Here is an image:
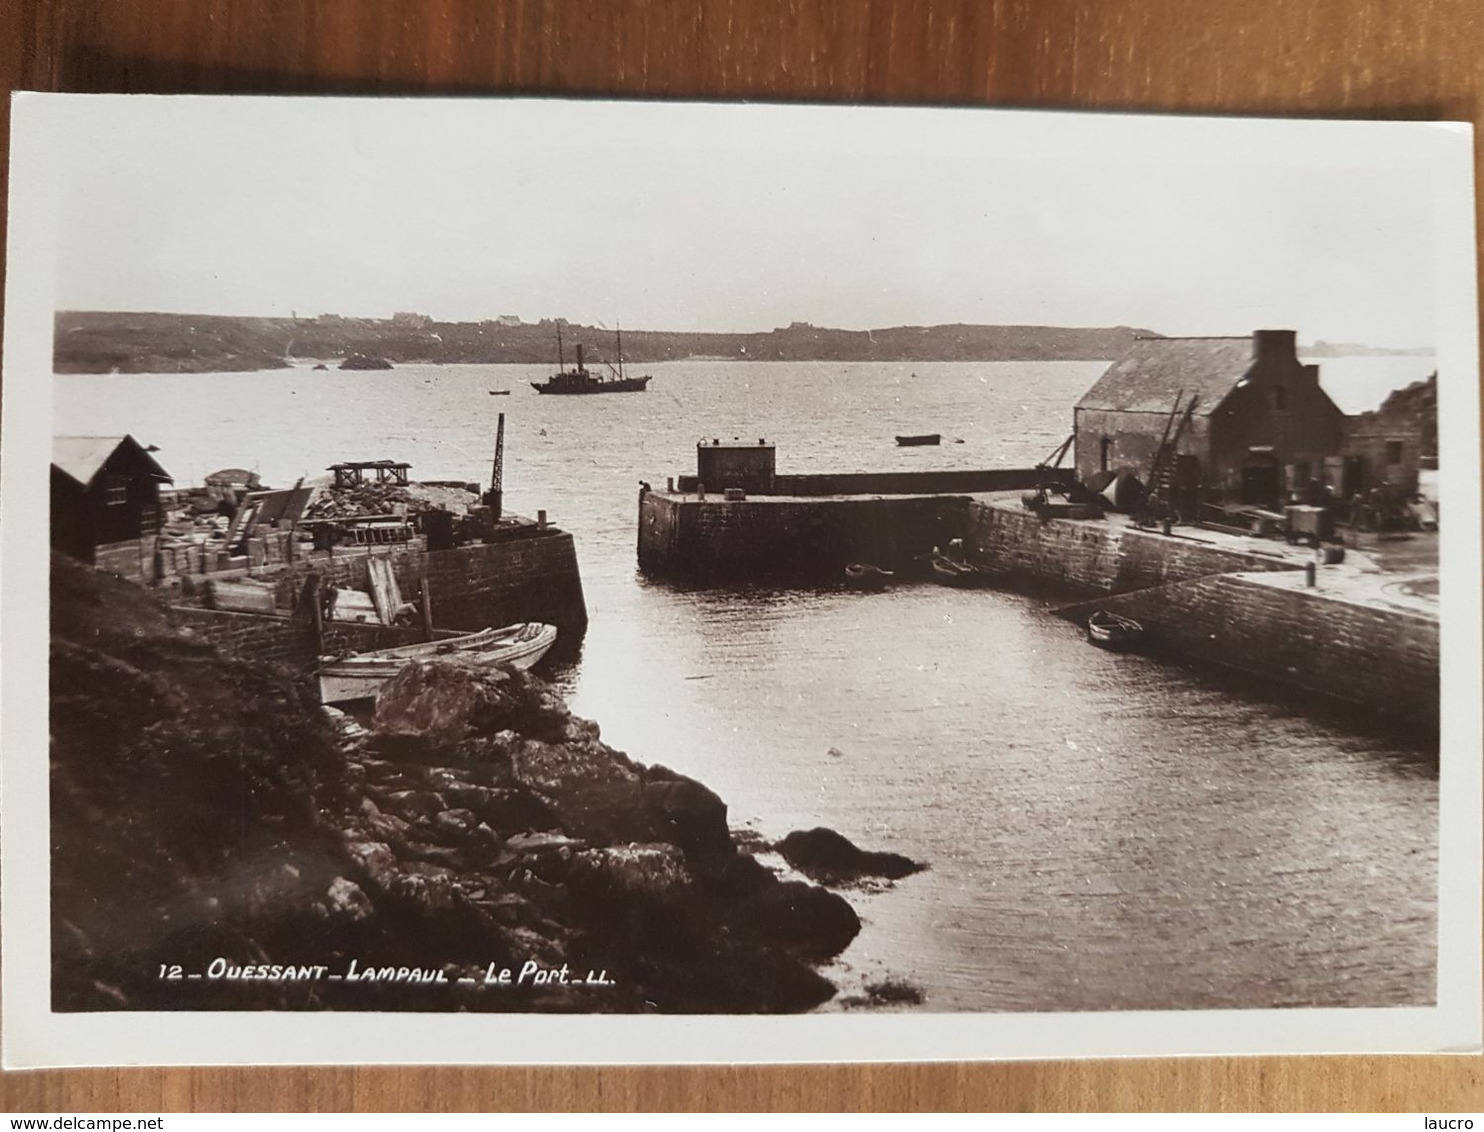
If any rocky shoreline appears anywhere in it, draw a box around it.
[50,555,922,1013]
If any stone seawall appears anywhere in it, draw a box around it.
[237,531,588,642]
[173,608,430,668]
[675,468,1074,497]
[91,530,587,643]
[961,503,1436,724]
[965,500,1300,595]
[150,532,588,669]
[638,491,969,577]
[1088,573,1439,725]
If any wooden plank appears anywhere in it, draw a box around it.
[365,556,394,626]
[420,575,435,642]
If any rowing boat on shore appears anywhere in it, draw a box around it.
[929,553,992,587]
[1086,610,1144,650]
[844,562,894,590]
[317,622,557,704]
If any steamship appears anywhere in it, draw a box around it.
[531,325,652,395]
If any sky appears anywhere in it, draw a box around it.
[42,97,1447,348]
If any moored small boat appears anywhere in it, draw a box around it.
[1086,610,1144,650]
[489,389,511,395]
[895,433,941,446]
[318,622,557,704]
[844,562,894,590]
[929,554,989,587]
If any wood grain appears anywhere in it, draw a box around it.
[2,0,1480,1113]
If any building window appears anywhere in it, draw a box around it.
[1271,386,1288,411]
[1100,436,1113,472]
[1385,440,1404,465]
[104,475,127,506]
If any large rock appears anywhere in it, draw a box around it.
[642,770,732,860]
[730,880,861,958]
[508,739,652,847]
[773,827,924,886]
[374,661,578,751]
[569,844,694,902]
[373,661,516,748]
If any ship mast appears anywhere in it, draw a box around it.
[617,322,624,381]
[556,321,565,372]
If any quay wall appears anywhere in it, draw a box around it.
[638,491,969,577]
[89,528,587,643]
[101,530,591,670]
[674,468,1074,497]
[1090,573,1438,725]
[262,531,590,641]
[965,501,1300,595]
[173,608,427,669]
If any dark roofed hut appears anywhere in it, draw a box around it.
[51,435,174,563]
[1074,330,1345,514]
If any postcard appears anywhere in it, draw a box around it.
[2,93,1478,1066]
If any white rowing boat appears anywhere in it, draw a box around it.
[317,622,557,704]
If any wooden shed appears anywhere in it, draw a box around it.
[51,435,174,563]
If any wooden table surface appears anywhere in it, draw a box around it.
[2,0,1480,1113]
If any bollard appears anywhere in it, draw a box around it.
[537,509,548,529]
[1304,562,1316,587]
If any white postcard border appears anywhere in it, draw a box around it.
[3,94,1478,1067]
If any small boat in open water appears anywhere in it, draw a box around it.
[844,562,894,590]
[1086,610,1144,650]
[318,622,557,704]
[896,433,941,446]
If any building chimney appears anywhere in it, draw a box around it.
[1252,329,1297,362]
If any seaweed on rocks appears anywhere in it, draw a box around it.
[48,554,861,1014]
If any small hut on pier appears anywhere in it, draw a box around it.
[51,435,173,564]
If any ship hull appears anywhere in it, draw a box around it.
[531,376,652,394]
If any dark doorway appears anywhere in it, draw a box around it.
[1241,458,1282,508]
[1173,455,1202,521]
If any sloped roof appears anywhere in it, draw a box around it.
[1077,337,1255,416]
[52,435,172,487]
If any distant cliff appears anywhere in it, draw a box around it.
[54,311,1159,374]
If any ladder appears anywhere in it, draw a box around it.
[1141,393,1197,524]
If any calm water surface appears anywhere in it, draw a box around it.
[55,357,1439,1011]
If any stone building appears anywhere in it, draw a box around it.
[1339,372,1437,497]
[1074,330,1346,514]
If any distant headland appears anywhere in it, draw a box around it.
[54,311,1161,374]
[52,311,1431,375]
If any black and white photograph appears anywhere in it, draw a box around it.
[2,95,1478,1066]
